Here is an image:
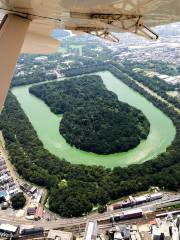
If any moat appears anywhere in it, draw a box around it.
[12,71,176,168]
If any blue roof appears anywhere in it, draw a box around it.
[0,190,7,198]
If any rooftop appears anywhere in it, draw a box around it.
[48,230,73,240]
[85,221,97,240]
[0,224,17,233]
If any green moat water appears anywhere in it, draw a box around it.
[12,71,176,168]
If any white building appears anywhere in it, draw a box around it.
[85,221,98,240]
[47,230,73,240]
[0,224,17,234]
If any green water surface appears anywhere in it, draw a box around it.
[12,71,176,168]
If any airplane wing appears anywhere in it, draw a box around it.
[0,0,180,112]
[0,0,62,54]
[0,0,180,45]
[60,0,180,41]
[0,0,180,46]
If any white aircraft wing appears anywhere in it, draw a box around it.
[0,0,180,46]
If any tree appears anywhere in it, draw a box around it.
[98,205,107,213]
[11,192,26,210]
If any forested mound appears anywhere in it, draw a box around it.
[0,64,179,218]
[29,75,150,154]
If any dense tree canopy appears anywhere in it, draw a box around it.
[0,64,179,218]
[121,61,180,109]
[29,76,150,154]
[11,192,26,210]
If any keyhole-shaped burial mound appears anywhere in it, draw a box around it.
[29,75,150,154]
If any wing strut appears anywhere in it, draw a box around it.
[0,14,30,113]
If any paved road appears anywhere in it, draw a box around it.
[0,196,179,230]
